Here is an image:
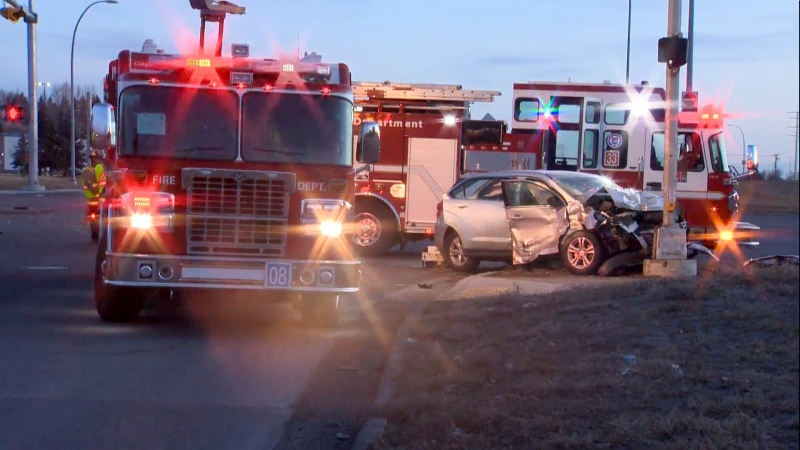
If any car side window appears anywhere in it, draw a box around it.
[505,180,563,208]
[448,178,485,199]
[474,179,504,201]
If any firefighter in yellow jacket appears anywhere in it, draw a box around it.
[81,151,106,241]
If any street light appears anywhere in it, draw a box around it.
[625,0,632,84]
[728,124,746,173]
[70,0,117,185]
[37,81,51,100]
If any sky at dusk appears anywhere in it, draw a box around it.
[1,0,798,174]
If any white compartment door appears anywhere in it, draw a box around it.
[406,138,459,225]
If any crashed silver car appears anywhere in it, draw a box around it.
[434,170,706,275]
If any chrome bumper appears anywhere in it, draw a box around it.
[102,253,360,292]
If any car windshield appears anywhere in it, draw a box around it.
[118,85,239,161]
[241,92,353,166]
[548,172,623,198]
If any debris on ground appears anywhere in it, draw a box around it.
[743,254,799,268]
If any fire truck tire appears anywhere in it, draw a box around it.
[560,231,606,276]
[94,237,143,323]
[352,201,398,256]
[443,230,480,273]
[298,293,340,328]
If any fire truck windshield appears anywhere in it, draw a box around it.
[118,86,239,161]
[241,92,353,166]
[708,132,730,173]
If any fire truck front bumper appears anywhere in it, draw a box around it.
[102,253,361,293]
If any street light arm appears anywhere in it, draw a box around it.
[70,0,114,185]
[728,124,746,170]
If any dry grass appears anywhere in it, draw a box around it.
[374,266,799,450]
[0,173,78,191]
[738,180,799,214]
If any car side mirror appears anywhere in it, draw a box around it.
[356,121,380,164]
[91,103,116,150]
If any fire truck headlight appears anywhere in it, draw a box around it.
[719,230,734,242]
[319,220,342,237]
[131,213,153,229]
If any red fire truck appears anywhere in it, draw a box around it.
[89,2,380,326]
[502,80,760,247]
[350,81,531,255]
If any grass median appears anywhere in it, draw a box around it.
[0,173,78,191]
[374,265,799,449]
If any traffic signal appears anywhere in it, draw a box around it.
[0,6,26,23]
[3,104,25,122]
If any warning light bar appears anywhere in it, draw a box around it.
[187,58,211,68]
[679,105,726,128]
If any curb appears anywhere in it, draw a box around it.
[351,275,477,449]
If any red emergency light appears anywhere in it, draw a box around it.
[679,104,726,128]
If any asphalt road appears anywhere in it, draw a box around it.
[0,192,795,449]
[0,191,460,450]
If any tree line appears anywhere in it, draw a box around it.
[1,83,100,176]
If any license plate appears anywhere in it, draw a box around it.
[265,262,292,288]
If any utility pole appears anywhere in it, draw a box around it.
[686,0,695,92]
[644,0,696,278]
[25,0,42,190]
[790,111,799,181]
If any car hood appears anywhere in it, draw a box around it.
[579,185,664,212]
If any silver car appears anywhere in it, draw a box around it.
[433,170,689,275]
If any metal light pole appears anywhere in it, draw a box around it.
[686,0,695,92]
[728,124,746,173]
[37,81,51,101]
[662,0,682,228]
[24,0,42,190]
[70,0,117,185]
[625,0,632,84]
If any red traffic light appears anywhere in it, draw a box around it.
[3,104,25,122]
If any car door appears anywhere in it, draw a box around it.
[452,177,512,252]
[500,179,570,265]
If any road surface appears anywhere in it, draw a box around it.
[0,191,461,450]
[0,192,795,449]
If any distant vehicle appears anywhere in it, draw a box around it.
[433,170,709,275]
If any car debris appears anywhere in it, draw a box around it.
[742,255,799,268]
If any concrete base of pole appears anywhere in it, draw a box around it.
[19,184,46,192]
[644,259,697,277]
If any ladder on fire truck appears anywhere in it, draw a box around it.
[353,81,501,103]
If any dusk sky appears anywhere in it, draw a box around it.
[2,0,798,174]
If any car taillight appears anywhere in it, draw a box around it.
[436,201,443,220]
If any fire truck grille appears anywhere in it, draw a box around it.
[182,169,297,257]
[187,217,287,256]
[188,177,288,216]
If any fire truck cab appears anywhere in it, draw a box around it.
[507,80,760,247]
[88,4,380,327]
[351,81,512,255]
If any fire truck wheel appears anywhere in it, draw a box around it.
[444,231,480,273]
[352,202,398,256]
[298,293,340,328]
[560,231,606,276]
[94,237,143,323]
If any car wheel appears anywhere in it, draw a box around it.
[444,231,480,273]
[560,230,605,276]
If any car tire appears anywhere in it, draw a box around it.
[560,230,606,276]
[352,201,398,257]
[94,237,143,323]
[444,231,480,273]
